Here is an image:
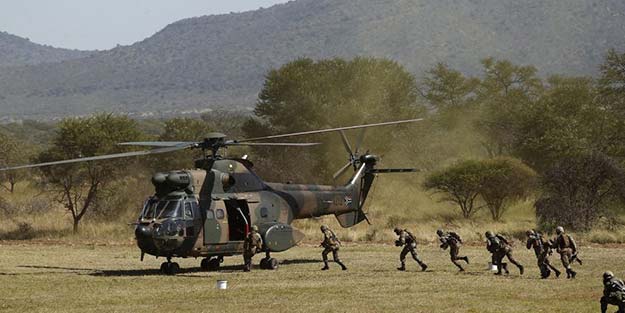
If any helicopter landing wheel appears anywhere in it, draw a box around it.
[207,257,220,271]
[260,257,278,270]
[160,262,180,275]
[200,258,210,271]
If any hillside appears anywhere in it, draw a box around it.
[0,31,91,67]
[0,0,624,119]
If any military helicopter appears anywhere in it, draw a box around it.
[1,119,420,275]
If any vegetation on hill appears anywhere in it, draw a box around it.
[1,0,624,119]
[0,31,91,67]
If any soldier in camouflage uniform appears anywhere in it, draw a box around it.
[242,225,263,272]
[485,231,524,275]
[394,227,428,271]
[601,271,625,313]
[526,229,561,278]
[320,225,347,271]
[553,226,578,279]
[436,229,469,271]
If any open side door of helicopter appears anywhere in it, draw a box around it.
[203,199,251,244]
[224,199,251,241]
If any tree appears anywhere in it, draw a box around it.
[479,158,537,221]
[37,114,143,232]
[598,49,625,115]
[535,153,625,231]
[247,57,424,182]
[475,58,543,156]
[419,62,479,111]
[510,76,608,171]
[0,131,33,193]
[423,160,485,218]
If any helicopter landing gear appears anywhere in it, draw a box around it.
[160,258,180,275]
[260,251,279,270]
[200,257,222,271]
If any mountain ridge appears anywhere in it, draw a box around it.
[1,0,624,120]
[0,31,92,68]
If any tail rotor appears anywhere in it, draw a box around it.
[332,129,366,180]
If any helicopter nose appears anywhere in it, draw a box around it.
[135,224,153,240]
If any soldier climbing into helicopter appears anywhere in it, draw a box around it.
[243,225,263,272]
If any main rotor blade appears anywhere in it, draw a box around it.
[332,162,353,180]
[338,130,354,155]
[225,142,320,147]
[0,145,193,171]
[118,141,196,147]
[238,118,423,142]
[370,168,419,173]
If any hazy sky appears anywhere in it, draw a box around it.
[0,0,290,50]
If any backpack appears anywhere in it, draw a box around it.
[449,232,462,244]
[496,234,509,246]
[404,229,417,244]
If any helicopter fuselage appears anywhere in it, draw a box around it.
[134,157,369,260]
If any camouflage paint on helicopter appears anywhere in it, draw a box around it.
[135,153,380,274]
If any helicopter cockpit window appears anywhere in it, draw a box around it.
[184,202,193,219]
[216,209,225,220]
[158,200,182,219]
[206,210,214,220]
[142,201,165,219]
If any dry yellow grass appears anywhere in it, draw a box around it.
[0,242,617,313]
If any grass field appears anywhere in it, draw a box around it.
[0,242,618,312]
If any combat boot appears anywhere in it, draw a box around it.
[503,263,510,275]
[554,269,561,278]
[463,256,470,264]
[337,261,347,271]
[518,265,524,275]
[397,262,406,271]
[321,262,329,271]
[567,269,576,279]
[420,263,428,272]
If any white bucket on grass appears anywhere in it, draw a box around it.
[216,280,228,290]
[487,262,507,271]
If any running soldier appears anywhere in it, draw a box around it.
[436,229,469,271]
[554,226,578,279]
[525,229,560,278]
[242,225,263,272]
[601,271,625,313]
[320,225,347,271]
[394,227,428,271]
[485,231,524,275]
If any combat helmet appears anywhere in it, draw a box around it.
[251,225,259,232]
[485,231,494,238]
[555,226,564,234]
[604,271,614,280]
[436,229,444,237]
[393,227,402,234]
[320,225,329,232]
[526,229,535,237]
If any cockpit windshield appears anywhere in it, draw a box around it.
[142,199,182,219]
